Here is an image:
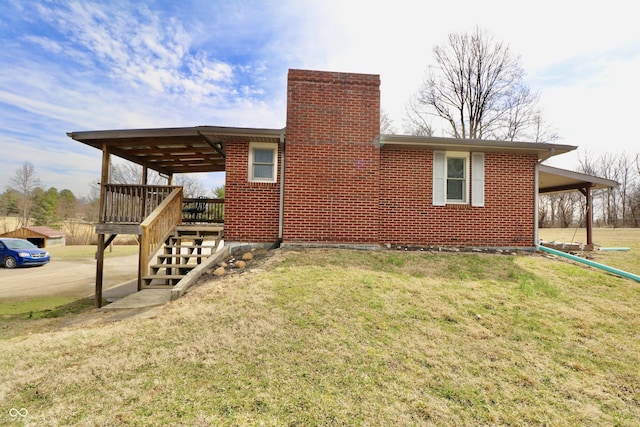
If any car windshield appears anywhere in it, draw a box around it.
[3,239,38,250]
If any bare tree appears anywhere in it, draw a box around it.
[174,175,206,198]
[8,161,41,226]
[630,153,640,227]
[380,109,397,134]
[574,149,640,228]
[409,27,554,142]
[110,161,165,185]
[109,160,206,198]
[626,182,640,227]
[616,153,632,225]
[540,193,573,228]
[538,195,550,228]
[403,97,434,136]
[556,193,579,228]
[579,150,631,227]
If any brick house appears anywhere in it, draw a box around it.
[68,69,616,303]
[225,69,582,250]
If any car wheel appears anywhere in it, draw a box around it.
[4,256,17,269]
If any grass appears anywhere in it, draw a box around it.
[0,244,137,339]
[0,230,639,425]
[0,298,98,340]
[47,244,139,260]
[539,227,640,274]
[0,296,80,316]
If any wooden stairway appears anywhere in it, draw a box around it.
[142,225,223,288]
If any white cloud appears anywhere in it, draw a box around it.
[22,35,63,53]
[0,0,295,196]
[2,0,639,197]
[28,1,249,105]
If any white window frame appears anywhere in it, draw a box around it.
[433,151,484,206]
[248,142,278,183]
[443,151,470,204]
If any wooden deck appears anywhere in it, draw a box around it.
[97,186,224,231]
[94,184,225,306]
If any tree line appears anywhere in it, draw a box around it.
[539,152,640,228]
[0,161,224,244]
[0,162,99,243]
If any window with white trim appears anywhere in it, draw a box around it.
[248,142,278,183]
[446,155,467,202]
[433,151,484,206]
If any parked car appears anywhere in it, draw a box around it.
[0,238,50,268]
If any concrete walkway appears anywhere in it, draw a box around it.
[98,244,230,311]
[101,289,172,311]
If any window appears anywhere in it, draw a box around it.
[433,151,484,206]
[446,156,467,202]
[248,142,278,183]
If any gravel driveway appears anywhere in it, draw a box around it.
[0,254,138,300]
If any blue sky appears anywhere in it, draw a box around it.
[1,0,638,197]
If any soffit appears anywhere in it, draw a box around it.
[67,126,284,175]
[538,164,618,194]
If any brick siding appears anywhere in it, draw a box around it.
[225,68,537,248]
[224,140,281,242]
[283,69,381,243]
[380,147,537,247]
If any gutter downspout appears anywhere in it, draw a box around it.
[535,148,554,250]
[534,161,540,248]
[539,245,640,282]
[277,131,286,245]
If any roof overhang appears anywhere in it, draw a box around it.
[67,125,285,175]
[538,164,618,194]
[379,134,576,161]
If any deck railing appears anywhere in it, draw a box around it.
[182,198,224,223]
[101,184,181,223]
[139,187,184,279]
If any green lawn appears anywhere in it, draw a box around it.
[0,231,639,425]
[47,244,138,260]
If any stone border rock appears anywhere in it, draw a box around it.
[385,244,535,255]
[170,240,230,301]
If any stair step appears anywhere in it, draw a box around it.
[140,224,222,289]
[173,234,222,239]
[150,263,197,269]
[158,253,209,259]
[142,284,177,289]
[163,244,218,249]
[143,274,186,282]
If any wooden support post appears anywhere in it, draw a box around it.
[585,186,593,247]
[137,239,143,291]
[580,184,594,249]
[96,233,105,308]
[99,145,110,223]
[95,145,111,308]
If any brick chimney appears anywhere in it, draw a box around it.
[283,69,381,244]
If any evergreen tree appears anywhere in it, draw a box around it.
[33,187,61,227]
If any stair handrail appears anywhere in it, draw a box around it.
[139,187,183,279]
